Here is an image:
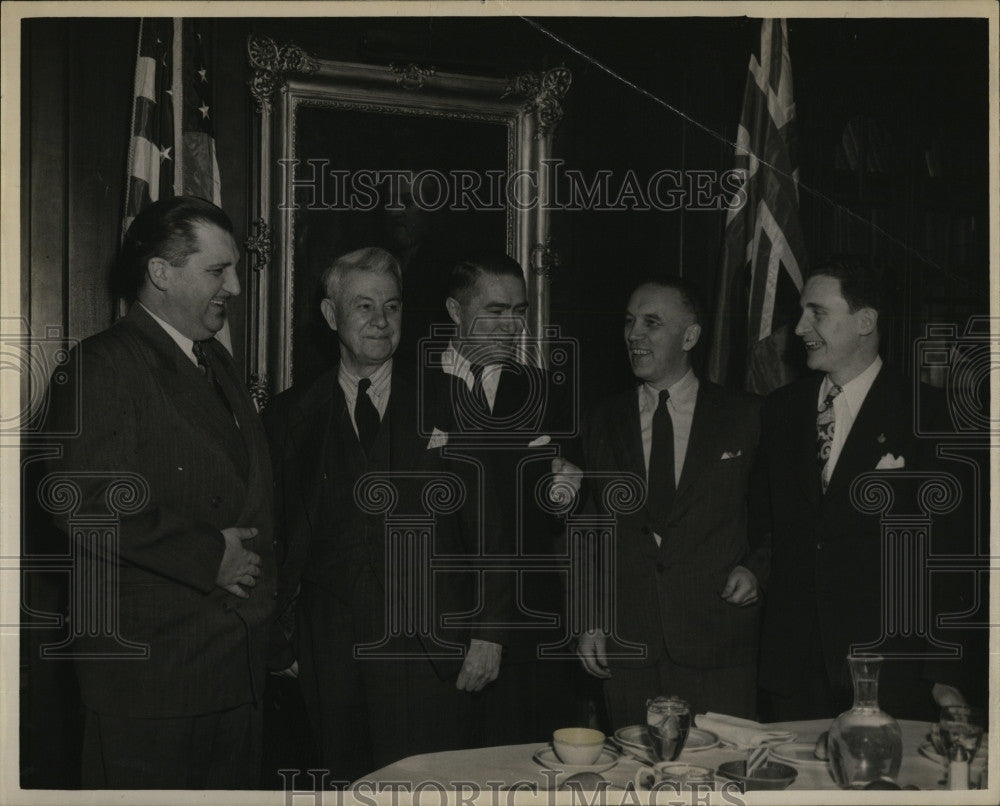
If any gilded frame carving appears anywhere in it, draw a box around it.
[246,35,569,395]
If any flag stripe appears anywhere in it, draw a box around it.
[708,19,808,394]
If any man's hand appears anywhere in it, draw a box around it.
[550,457,583,505]
[455,639,502,692]
[720,565,760,606]
[216,526,262,599]
[576,630,611,679]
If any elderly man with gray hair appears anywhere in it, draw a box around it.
[265,247,492,783]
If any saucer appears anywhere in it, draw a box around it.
[770,741,829,767]
[533,745,620,774]
[614,725,720,754]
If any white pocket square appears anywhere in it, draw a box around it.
[875,453,905,470]
[720,449,742,460]
[528,435,552,448]
[426,427,448,450]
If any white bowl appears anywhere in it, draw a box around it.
[553,727,606,765]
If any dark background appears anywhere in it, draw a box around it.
[19,13,991,788]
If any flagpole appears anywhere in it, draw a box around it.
[172,18,183,196]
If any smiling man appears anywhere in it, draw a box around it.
[45,196,276,788]
[265,247,494,781]
[574,277,762,727]
[419,254,581,745]
[748,257,973,721]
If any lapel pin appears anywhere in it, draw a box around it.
[876,433,886,444]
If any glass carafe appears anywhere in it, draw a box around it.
[828,655,903,788]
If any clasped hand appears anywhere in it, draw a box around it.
[215,526,262,598]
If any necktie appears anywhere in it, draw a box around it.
[816,383,843,493]
[469,363,490,414]
[355,377,380,455]
[647,389,675,531]
[192,340,234,417]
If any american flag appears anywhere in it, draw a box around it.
[708,19,807,395]
[123,18,221,234]
[122,19,229,352]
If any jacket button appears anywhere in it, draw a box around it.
[656,562,665,573]
[816,542,823,550]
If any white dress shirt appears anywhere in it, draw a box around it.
[818,355,883,486]
[339,359,392,438]
[138,302,199,367]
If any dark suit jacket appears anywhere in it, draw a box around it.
[265,367,488,678]
[45,305,276,718]
[748,364,962,712]
[420,360,580,659]
[583,380,761,670]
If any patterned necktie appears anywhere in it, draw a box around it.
[647,389,675,529]
[355,377,380,455]
[192,340,233,417]
[816,383,843,492]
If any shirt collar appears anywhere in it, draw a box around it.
[441,342,502,388]
[339,358,393,399]
[821,355,883,417]
[641,368,698,410]
[137,302,198,366]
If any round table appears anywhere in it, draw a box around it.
[360,718,982,792]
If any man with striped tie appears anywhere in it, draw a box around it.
[749,257,971,721]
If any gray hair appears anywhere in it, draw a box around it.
[321,246,402,302]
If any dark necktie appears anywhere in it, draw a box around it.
[816,383,843,493]
[469,363,490,414]
[647,389,675,531]
[355,377,380,455]
[192,340,234,417]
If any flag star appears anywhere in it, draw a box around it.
[165,87,173,97]
[198,67,208,82]
[198,103,210,119]
[159,145,172,162]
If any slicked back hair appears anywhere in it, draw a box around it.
[447,253,526,304]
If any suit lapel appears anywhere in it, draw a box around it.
[612,387,646,483]
[824,367,895,498]
[795,374,825,506]
[127,307,249,476]
[672,383,717,506]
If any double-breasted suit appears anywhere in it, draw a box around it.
[583,380,761,723]
[46,305,277,719]
[420,358,582,743]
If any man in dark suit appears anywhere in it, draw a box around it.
[749,258,974,721]
[568,278,762,728]
[419,254,580,745]
[44,197,276,788]
[265,247,498,782]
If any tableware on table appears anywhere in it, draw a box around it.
[552,727,606,765]
[634,762,715,791]
[938,705,985,789]
[716,759,798,791]
[770,741,830,767]
[813,730,829,760]
[615,725,719,758]
[920,733,988,765]
[695,712,795,749]
[533,745,619,775]
[828,655,903,789]
[559,772,607,790]
[646,696,691,761]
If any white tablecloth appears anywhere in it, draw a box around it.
[360,719,971,791]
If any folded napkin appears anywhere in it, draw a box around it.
[695,712,795,749]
